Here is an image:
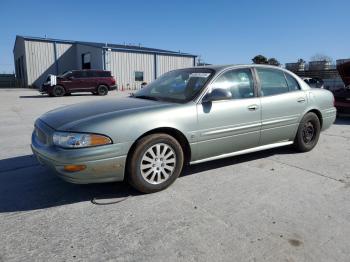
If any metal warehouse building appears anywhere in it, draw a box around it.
[13,35,197,88]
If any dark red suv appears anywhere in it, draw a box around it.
[40,70,117,97]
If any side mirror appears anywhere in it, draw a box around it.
[202,88,232,103]
[68,76,74,80]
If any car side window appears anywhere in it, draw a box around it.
[211,68,255,99]
[86,71,95,78]
[73,71,83,78]
[284,73,300,91]
[256,68,288,96]
[81,71,88,78]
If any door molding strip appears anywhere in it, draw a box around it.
[190,141,293,165]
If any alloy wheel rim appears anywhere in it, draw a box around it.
[56,88,63,96]
[140,143,176,185]
[99,87,106,95]
[302,121,315,144]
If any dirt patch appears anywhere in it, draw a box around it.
[288,239,303,247]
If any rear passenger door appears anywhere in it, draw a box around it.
[78,71,95,91]
[255,67,307,145]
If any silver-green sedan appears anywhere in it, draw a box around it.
[31,65,336,193]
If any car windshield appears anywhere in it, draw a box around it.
[133,68,214,103]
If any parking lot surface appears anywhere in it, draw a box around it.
[0,88,349,262]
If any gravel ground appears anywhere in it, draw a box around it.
[0,88,349,262]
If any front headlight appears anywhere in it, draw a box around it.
[53,132,112,148]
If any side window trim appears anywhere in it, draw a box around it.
[251,67,261,97]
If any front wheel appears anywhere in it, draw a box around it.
[127,134,184,193]
[294,112,321,152]
[52,85,65,97]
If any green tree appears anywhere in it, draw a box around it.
[252,55,268,64]
[267,58,280,66]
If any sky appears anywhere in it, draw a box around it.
[1,0,349,73]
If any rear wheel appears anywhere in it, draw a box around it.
[97,85,108,96]
[52,85,65,97]
[127,134,184,193]
[294,112,321,152]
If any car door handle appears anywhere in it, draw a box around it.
[247,104,259,111]
[297,97,306,103]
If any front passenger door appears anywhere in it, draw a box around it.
[194,68,261,161]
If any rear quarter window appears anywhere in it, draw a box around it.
[284,73,300,91]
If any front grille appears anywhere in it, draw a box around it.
[35,127,47,144]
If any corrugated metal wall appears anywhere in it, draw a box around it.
[156,55,194,76]
[107,51,155,90]
[106,51,195,90]
[76,44,103,70]
[13,37,27,87]
[25,41,56,87]
[56,43,76,74]
[23,41,75,87]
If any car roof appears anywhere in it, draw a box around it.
[192,64,288,73]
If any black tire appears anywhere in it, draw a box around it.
[65,93,71,96]
[52,85,65,97]
[294,112,321,152]
[97,85,108,96]
[127,133,184,193]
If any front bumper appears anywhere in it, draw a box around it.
[39,84,50,94]
[31,119,130,184]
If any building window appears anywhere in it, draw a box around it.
[82,53,91,69]
[135,71,144,81]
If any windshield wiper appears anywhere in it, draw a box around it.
[133,95,160,101]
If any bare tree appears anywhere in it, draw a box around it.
[297,58,305,64]
[310,53,333,63]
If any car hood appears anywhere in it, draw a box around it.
[39,97,174,130]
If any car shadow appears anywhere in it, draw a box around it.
[0,146,295,213]
[182,146,294,176]
[19,94,95,98]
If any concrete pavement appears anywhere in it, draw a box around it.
[0,89,349,261]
